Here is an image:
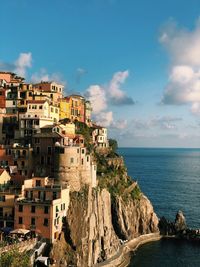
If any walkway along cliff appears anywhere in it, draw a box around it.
[50,148,159,267]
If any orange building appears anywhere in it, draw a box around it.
[0,88,6,109]
[14,177,70,243]
[0,72,24,84]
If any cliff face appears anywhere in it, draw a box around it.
[51,154,159,267]
[51,187,158,266]
[112,194,159,240]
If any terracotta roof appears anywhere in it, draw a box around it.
[92,123,102,129]
[28,100,47,104]
[41,125,54,129]
[33,132,63,138]
[69,94,85,99]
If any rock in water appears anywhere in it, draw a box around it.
[175,210,187,232]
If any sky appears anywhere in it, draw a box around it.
[1,0,200,147]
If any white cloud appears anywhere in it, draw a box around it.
[160,19,200,66]
[108,70,135,105]
[85,70,134,127]
[111,119,127,129]
[95,111,113,127]
[160,19,200,115]
[85,85,107,114]
[31,68,66,87]
[131,116,182,131]
[75,67,87,84]
[14,52,32,77]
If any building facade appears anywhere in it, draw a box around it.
[14,177,70,243]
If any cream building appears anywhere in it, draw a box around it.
[0,169,11,185]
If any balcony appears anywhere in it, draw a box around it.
[17,198,52,205]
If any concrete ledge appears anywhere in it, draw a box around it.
[94,232,161,267]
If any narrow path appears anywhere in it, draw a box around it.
[94,232,161,267]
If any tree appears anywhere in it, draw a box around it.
[109,139,118,153]
[0,247,31,267]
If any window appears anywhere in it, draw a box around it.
[53,192,57,200]
[44,218,48,226]
[87,156,89,162]
[19,217,23,224]
[0,196,5,202]
[31,217,35,225]
[41,156,45,165]
[31,206,35,213]
[47,156,51,165]
[18,205,23,212]
[35,138,40,144]
[13,101,16,105]
[44,206,49,214]
[36,147,40,154]
[47,147,52,155]
[82,149,85,154]
[82,158,84,165]
[63,203,65,210]
[70,157,74,164]
[39,105,43,109]
[22,150,26,156]
[21,161,25,167]
[36,180,41,187]
[77,149,79,153]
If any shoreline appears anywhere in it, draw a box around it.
[94,232,162,267]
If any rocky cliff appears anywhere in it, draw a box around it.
[51,153,159,267]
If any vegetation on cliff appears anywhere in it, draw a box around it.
[0,247,30,267]
[95,147,141,202]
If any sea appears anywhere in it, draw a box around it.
[118,147,200,267]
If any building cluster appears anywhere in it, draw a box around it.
[0,71,109,243]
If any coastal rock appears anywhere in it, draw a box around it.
[175,210,187,232]
[158,216,175,235]
[158,210,187,235]
[51,187,120,267]
[112,194,159,240]
[50,185,159,267]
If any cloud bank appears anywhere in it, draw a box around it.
[160,19,200,115]
[85,70,134,127]
[0,52,32,78]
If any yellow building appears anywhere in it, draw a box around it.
[59,95,85,123]
[59,97,70,120]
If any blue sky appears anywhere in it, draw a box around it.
[1,0,200,147]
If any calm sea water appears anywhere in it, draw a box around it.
[118,147,200,267]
